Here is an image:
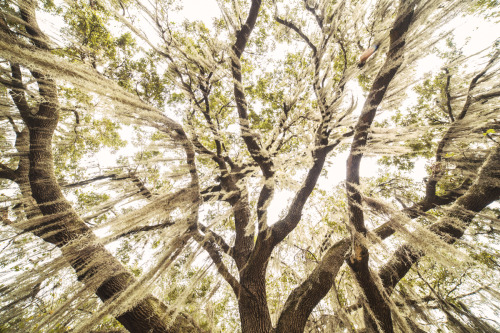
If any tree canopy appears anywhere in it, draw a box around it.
[1,0,500,332]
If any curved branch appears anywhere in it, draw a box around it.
[8,63,32,120]
[270,141,340,245]
[193,230,241,294]
[443,68,455,122]
[346,1,415,235]
[343,5,416,329]
[10,3,202,332]
[379,144,500,294]
[230,0,274,178]
[457,50,500,121]
[302,0,323,29]
[274,16,317,55]
[245,136,346,277]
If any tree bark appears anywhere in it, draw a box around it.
[380,144,500,294]
[6,2,203,332]
[344,1,416,332]
[238,274,274,333]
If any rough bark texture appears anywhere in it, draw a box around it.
[380,144,500,294]
[275,239,350,333]
[344,1,416,332]
[4,2,202,332]
[2,1,498,333]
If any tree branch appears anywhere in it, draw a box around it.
[62,173,121,188]
[346,1,415,235]
[457,50,500,121]
[10,3,202,331]
[302,0,323,29]
[379,144,500,295]
[230,0,273,178]
[274,16,317,55]
[443,68,455,122]
[193,230,241,294]
[270,138,344,245]
[343,2,416,331]
[115,219,174,239]
[8,63,32,120]
[0,163,16,181]
[198,223,233,257]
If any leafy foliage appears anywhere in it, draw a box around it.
[0,0,499,332]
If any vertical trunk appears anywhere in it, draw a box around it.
[344,1,416,332]
[6,3,202,332]
[238,274,273,333]
[347,255,393,333]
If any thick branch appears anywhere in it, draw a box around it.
[345,2,415,332]
[346,1,415,235]
[230,0,274,178]
[8,63,32,120]
[270,143,338,244]
[244,137,345,278]
[379,144,500,294]
[275,238,350,333]
[0,163,16,181]
[12,3,201,332]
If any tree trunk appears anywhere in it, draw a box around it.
[238,265,272,332]
[7,2,202,332]
[343,1,416,332]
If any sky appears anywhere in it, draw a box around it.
[111,1,498,223]
[3,3,499,330]
[37,0,500,224]
[180,0,221,23]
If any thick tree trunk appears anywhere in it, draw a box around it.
[234,247,273,333]
[238,277,273,333]
[23,76,187,333]
[347,255,393,333]
[275,239,349,333]
[6,2,202,332]
[23,78,181,333]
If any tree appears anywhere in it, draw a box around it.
[1,0,499,332]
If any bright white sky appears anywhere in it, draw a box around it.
[37,1,500,223]
[180,0,220,22]
[117,1,500,222]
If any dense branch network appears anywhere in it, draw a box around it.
[0,0,499,332]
